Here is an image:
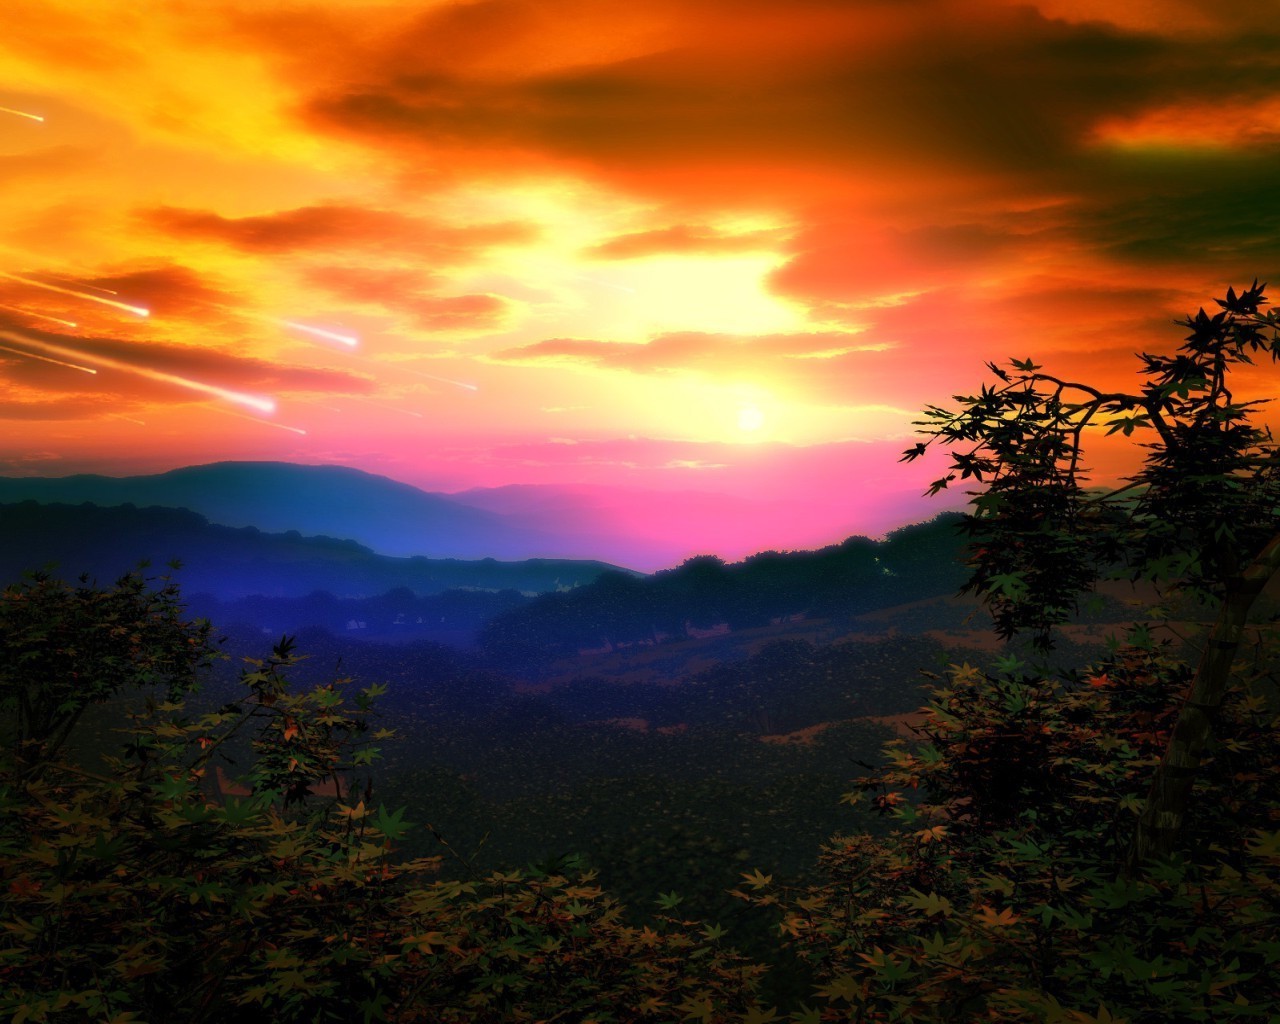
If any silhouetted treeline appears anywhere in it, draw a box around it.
[478,513,971,669]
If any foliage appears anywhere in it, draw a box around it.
[0,569,217,772]
[729,281,1280,1019]
[903,282,1280,864]
[739,639,1280,1021]
[0,607,775,1021]
[902,281,1280,649]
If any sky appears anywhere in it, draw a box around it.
[1,0,1279,566]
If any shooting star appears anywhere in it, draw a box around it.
[108,414,147,426]
[206,404,307,435]
[280,320,358,347]
[0,106,43,123]
[399,365,479,391]
[0,303,77,328]
[0,273,149,317]
[350,353,477,391]
[0,342,95,374]
[0,328,275,413]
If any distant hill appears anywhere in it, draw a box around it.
[0,501,628,602]
[477,513,977,671]
[0,461,907,571]
[0,462,569,563]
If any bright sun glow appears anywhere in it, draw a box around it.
[737,405,765,432]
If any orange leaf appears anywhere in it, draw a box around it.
[976,905,1021,928]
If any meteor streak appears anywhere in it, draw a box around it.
[0,328,275,413]
[0,273,148,317]
[279,320,358,347]
[0,106,43,123]
[0,342,95,374]
[351,353,477,391]
[206,404,307,435]
[399,365,479,391]
[0,303,77,328]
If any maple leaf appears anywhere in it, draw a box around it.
[976,905,1021,928]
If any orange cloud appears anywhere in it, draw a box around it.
[586,224,786,259]
[1090,96,1280,150]
[301,265,510,331]
[493,329,876,370]
[140,204,536,258]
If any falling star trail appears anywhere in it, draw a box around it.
[280,320,358,347]
[0,273,149,317]
[0,106,43,123]
[397,364,479,391]
[0,328,275,412]
[0,303,77,328]
[206,404,307,435]
[0,342,95,374]
[350,353,478,392]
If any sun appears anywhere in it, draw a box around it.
[737,405,765,432]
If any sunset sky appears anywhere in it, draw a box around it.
[2,1,1278,567]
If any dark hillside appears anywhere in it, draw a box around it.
[0,460,562,561]
[0,500,623,602]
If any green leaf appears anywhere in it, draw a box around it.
[372,804,414,842]
[904,888,954,917]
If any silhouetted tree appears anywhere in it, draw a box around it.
[0,568,217,774]
[902,279,1280,870]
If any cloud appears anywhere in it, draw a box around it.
[492,329,881,373]
[0,379,110,420]
[283,0,1280,325]
[79,264,240,319]
[295,1,1256,197]
[303,265,511,331]
[140,203,536,258]
[488,330,901,396]
[304,265,443,304]
[586,224,787,259]
[0,145,98,183]
[400,293,510,331]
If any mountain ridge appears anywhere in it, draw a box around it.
[0,461,872,570]
[0,500,627,603]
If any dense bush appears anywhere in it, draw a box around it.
[738,635,1280,1020]
[0,578,774,1023]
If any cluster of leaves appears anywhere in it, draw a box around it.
[1,575,786,1022]
[902,281,1280,649]
[0,570,217,773]
[736,635,1280,1021]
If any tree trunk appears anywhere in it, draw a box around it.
[1123,530,1280,876]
